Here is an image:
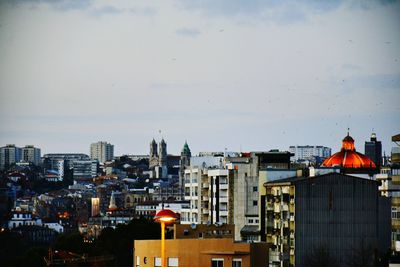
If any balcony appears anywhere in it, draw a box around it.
[219,210,228,216]
[220,184,228,190]
[202,183,209,188]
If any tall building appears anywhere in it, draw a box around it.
[289,145,331,163]
[181,154,232,225]
[365,132,382,167]
[90,141,114,163]
[264,172,391,267]
[42,153,90,180]
[21,145,41,165]
[0,144,22,170]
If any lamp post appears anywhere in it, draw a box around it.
[154,209,177,267]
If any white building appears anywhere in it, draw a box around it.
[289,145,331,162]
[8,210,42,229]
[181,167,233,226]
[90,141,114,163]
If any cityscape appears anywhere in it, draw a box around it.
[0,1,400,267]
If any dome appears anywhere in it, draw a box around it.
[321,133,376,168]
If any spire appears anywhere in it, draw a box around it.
[108,191,117,211]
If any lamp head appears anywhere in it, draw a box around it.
[154,209,177,223]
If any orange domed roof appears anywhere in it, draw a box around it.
[322,133,376,168]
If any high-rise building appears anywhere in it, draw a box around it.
[90,141,114,163]
[289,145,331,163]
[21,145,41,165]
[365,132,382,167]
[0,144,22,170]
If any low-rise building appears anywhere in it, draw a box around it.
[134,237,268,267]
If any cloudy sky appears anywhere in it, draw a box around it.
[0,0,399,156]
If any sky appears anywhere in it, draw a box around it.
[0,0,399,156]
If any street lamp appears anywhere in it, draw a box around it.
[154,209,177,267]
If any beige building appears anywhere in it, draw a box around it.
[90,141,114,163]
[134,238,268,267]
[378,134,400,252]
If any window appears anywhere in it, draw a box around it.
[232,259,242,267]
[253,200,258,206]
[155,257,161,267]
[168,257,179,267]
[211,258,224,267]
[253,186,257,192]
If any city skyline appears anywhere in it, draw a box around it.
[0,0,399,156]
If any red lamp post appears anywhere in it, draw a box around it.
[154,209,177,267]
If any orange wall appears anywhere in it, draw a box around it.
[134,238,267,267]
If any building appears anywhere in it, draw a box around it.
[0,144,22,170]
[21,145,41,165]
[149,138,169,178]
[289,145,331,163]
[134,237,268,267]
[43,153,90,180]
[90,141,114,163]
[181,151,295,242]
[179,141,191,197]
[264,172,391,267]
[181,167,234,226]
[365,132,382,167]
[73,160,98,180]
[322,133,378,178]
[378,134,400,253]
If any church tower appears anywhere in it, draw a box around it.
[179,141,191,197]
[159,138,167,166]
[149,139,159,169]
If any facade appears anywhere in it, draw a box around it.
[0,144,22,170]
[365,132,382,167]
[227,152,294,242]
[90,141,114,163]
[43,153,90,180]
[289,145,331,163]
[73,160,98,180]
[21,145,41,165]
[134,238,268,267]
[149,138,168,178]
[182,151,295,243]
[264,172,391,267]
[181,167,234,226]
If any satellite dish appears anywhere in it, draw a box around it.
[191,223,197,229]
